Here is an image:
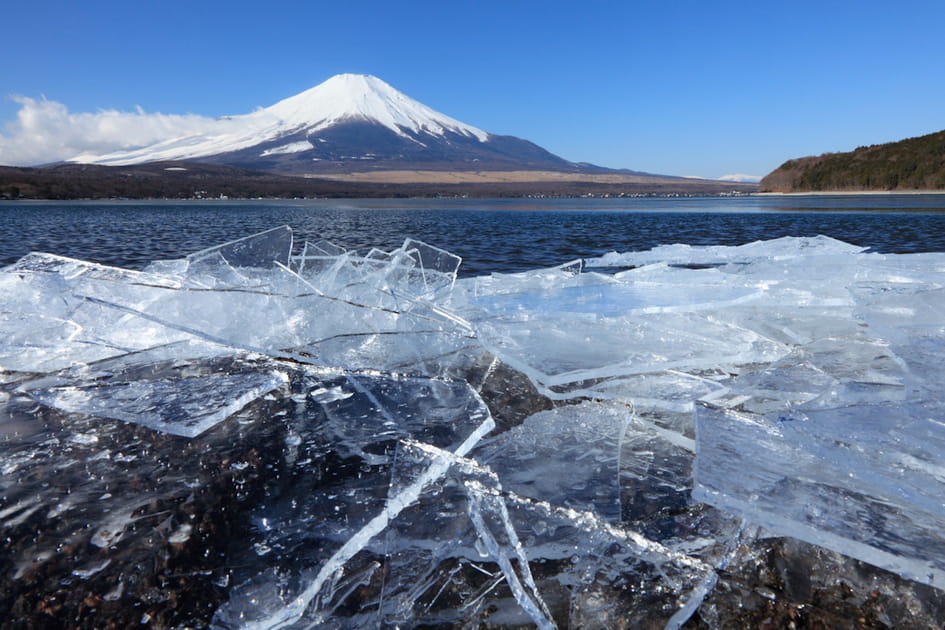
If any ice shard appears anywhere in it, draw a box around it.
[691,242,945,591]
[19,354,289,437]
[385,442,717,629]
[187,225,294,270]
[455,274,781,398]
[694,400,945,588]
[472,401,630,522]
[222,438,718,630]
[212,369,495,630]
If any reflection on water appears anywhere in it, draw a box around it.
[2,195,945,275]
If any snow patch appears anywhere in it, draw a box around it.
[260,140,315,156]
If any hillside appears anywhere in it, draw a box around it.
[761,129,945,192]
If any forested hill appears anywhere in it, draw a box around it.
[760,129,945,192]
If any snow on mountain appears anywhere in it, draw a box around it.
[72,74,490,166]
[265,74,488,142]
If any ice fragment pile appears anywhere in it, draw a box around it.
[2,227,945,628]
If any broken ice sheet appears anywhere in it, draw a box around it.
[690,248,945,591]
[289,239,349,279]
[450,264,786,399]
[298,327,479,377]
[186,225,293,270]
[589,370,729,415]
[8,228,945,627]
[584,235,868,269]
[0,359,295,630]
[19,353,288,437]
[397,238,462,297]
[694,401,945,589]
[59,264,415,362]
[783,402,945,517]
[289,238,461,308]
[470,274,761,318]
[616,409,746,568]
[260,440,718,629]
[470,309,784,398]
[1,229,472,389]
[850,282,945,399]
[213,371,495,630]
[0,253,192,371]
[331,441,556,630]
[472,400,741,567]
[0,312,90,375]
[472,401,630,522]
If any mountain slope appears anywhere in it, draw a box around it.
[194,121,576,174]
[71,74,581,174]
[761,129,945,192]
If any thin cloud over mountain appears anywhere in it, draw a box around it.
[0,96,218,166]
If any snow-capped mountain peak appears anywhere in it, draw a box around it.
[263,74,489,142]
[73,74,490,165]
[69,74,578,173]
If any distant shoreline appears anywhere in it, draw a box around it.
[0,162,757,200]
[756,190,945,196]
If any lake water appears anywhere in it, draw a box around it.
[3,195,945,275]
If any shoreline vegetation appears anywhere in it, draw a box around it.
[761,129,945,193]
[0,162,756,200]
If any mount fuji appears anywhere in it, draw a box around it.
[71,74,585,175]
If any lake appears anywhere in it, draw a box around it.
[3,194,945,275]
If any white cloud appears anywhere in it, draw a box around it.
[0,96,218,166]
[718,173,762,183]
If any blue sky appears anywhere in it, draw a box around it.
[2,0,944,179]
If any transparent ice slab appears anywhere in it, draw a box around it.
[472,401,631,522]
[220,439,717,629]
[289,237,461,305]
[19,354,288,437]
[387,442,718,630]
[690,244,945,590]
[473,399,744,570]
[585,235,868,269]
[469,307,785,397]
[471,274,761,317]
[213,369,495,630]
[450,258,801,399]
[1,253,191,371]
[186,225,293,270]
[694,401,945,589]
[1,241,470,383]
